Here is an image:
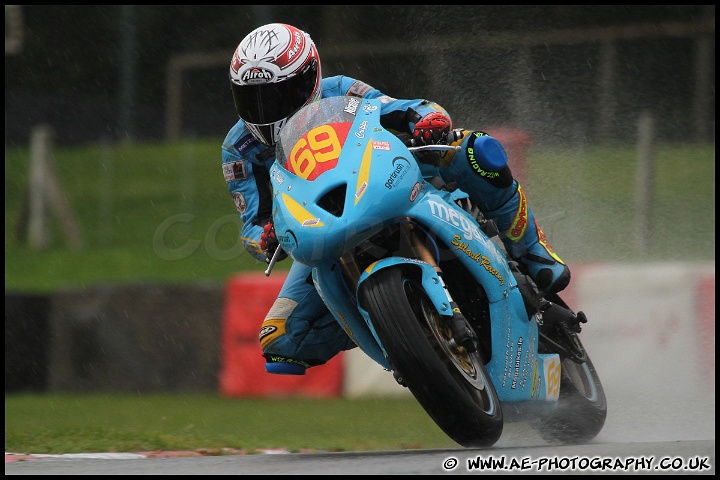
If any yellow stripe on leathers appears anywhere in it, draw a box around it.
[506,185,565,265]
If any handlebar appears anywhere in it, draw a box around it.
[408,145,462,153]
[401,129,463,152]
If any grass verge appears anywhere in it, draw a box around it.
[4,393,458,454]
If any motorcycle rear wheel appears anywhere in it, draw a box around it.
[530,294,607,444]
[530,351,607,444]
[359,265,503,448]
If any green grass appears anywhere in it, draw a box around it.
[4,393,458,454]
[4,139,715,293]
[522,142,715,265]
[4,139,291,293]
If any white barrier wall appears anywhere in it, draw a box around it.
[342,262,716,441]
[569,262,715,442]
[343,349,408,397]
[571,262,715,398]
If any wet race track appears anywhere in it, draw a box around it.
[5,438,715,475]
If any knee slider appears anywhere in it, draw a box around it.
[464,132,514,188]
[470,132,508,171]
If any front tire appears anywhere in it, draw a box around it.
[359,266,503,448]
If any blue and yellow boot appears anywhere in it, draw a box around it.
[489,183,570,293]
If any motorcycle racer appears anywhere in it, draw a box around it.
[222,23,570,374]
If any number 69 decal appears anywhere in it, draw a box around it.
[284,122,352,181]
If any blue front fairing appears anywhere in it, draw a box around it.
[270,96,559,404]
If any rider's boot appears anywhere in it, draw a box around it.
[488,183,570,294]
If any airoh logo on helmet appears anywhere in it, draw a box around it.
[241,67,274,84]
[287,30,303,62]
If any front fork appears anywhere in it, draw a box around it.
[399,222,478,353]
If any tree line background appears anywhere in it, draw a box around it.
[4,5,715,147]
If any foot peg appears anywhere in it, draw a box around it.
[540,302,587,333]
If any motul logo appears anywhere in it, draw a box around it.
[242,67,274,84]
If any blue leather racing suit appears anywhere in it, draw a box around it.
[221,75,569,375]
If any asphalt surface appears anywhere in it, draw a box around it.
[5,439,715,475]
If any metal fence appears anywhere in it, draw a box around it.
[5,6,715,148]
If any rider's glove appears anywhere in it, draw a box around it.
[413,112,453,145]
[260,221,288,264]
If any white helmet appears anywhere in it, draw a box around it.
[229,23,322,146]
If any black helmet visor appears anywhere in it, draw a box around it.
[231,58,318,125]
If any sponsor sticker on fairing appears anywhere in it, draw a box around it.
[344,96,360,115]
[273,170,284,185]
[384,157,411,190]
[410,182,423,202]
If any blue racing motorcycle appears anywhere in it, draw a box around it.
[265,96,606,448]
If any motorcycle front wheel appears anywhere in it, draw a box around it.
[359,265,503,448]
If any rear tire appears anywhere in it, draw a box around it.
[530,293,607,444]
[359,266,503,448]
[530,351,607,444]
